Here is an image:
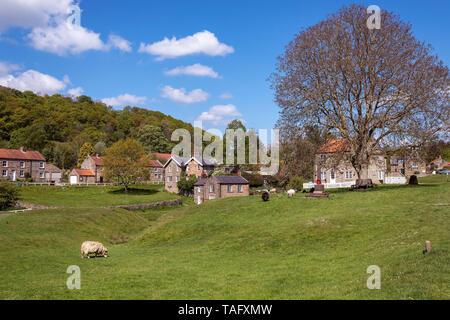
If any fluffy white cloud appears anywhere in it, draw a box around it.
[0,69,66,94]
[161,85,210,104]
[101,94,147,107]
[0,62,20,76]
[139,30,234,60]
[28,21,105,56]
[164,63,219,78]
[107,34,132,52]
[0,0,73,31]
[219,92,233,99]
[197,104,243,125]
[67,86,83,97]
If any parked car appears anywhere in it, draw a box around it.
[438,169,450,175]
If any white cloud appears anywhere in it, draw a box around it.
[164,63,219,78]
[107,34,132,52]
[0,69,66,94]
[139,30,234,60]
[28,21,105,56]
[161,85,210,104]
[0,61,20,76]
[67,86,83,97]
[0,0,73,32]
[101,94,147,107]
[219,93,233,99]
[197,104,243,125]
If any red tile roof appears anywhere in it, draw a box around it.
[153,153,171,161]
[0,148,45,161]
[91,155,103,166]
[149,160,163,167]
[316,139,350,153]
[73,169,95,176]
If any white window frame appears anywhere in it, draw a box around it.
[39,172,44,179]
[227,185,233,193]
[238,185,243,193]
[209,184,214,193]
[20,170,24,177]
[2,170,7,176]
[168,176,172,182]
[197,165,201,171]
[320,172,326,181]
[197,187,200,193]
[2,160,7,167]
[20,161,25,168]
[186,166,190,172]
[39,161,45,169]
[345,171,353,179]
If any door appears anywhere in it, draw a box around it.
[70,175,77,184]
[10,170,16,182]
[330,170,336,184]
[378,170,384,182]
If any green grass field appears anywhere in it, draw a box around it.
[0,176,448,299]
[16,184,178,208]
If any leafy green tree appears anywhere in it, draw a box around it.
[177,174,198,196]
[287,176,304,191]
[77,142,95,166]
[0,183,19,210]
[103,139,150,192]
[94,141,107,155]
[137,125,173,153]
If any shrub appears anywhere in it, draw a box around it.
[177,174,198,196]
[242,173,264,187]
[287,176,304,191]
[0,182,19,210]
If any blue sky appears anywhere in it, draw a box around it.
[0,0,449,132]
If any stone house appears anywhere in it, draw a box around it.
[429,156,450,172]
[80,154,104,182]
[184,157,215,178]
[163,155,190,193]
[0,146,50,182]
[149,159,164,182]
[314,139,388,184]
[43,163,64,183]
[390,150,426,176]
[69,168,96,184]
[193,175,249,204]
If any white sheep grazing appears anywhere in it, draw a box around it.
[81,241,108,259]
[287,189,296,197]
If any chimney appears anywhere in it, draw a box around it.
[20,146,26,153]
[237,168,242,176]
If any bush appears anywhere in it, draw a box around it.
[242,173,264,187]
[265,175,281,187]
[287,176,304,191]
[0,182,19,210]
[177,174,198,196]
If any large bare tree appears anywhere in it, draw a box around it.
[271,4,449,180]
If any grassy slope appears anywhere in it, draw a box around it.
[0,176,448,299]
[17,184,179,208]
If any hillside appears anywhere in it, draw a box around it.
[0,176,448,299]
[0,86,193,168]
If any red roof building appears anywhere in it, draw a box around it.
[153,153,171,163]
[316,139,350,153]
[0,146,45,161]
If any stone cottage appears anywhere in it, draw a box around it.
[80,154,104,182]
[193,175,249,204]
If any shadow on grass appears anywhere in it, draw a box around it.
[108,187,159,195]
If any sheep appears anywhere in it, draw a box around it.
[287,189,296,197]
[81,241,108,259]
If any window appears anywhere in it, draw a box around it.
[345,171,353,179]
[320,154,326,161]
[238,185,243,193]
[39,172,44,179]
[168,176,172,182]
[80,176,83,182]
[227,185,233,193]
[39,162,45,169]
[330,171,335,180]
[197,187,200,193]
[153,168,157,172]
[154,174,158,178]
[186,166,190,172]
[209,184,214,193]
[197,165,201,171]
[372,170,376,176]
[20,170,24,177]
[20,161,25,168]
[2,160,7,167]
[2,170,6,176]
[168,166,171,173]
[320,172,326,181]
[176,176,179,182]
[412,162,418,171]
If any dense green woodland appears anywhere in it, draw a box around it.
[0,86,193,169]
